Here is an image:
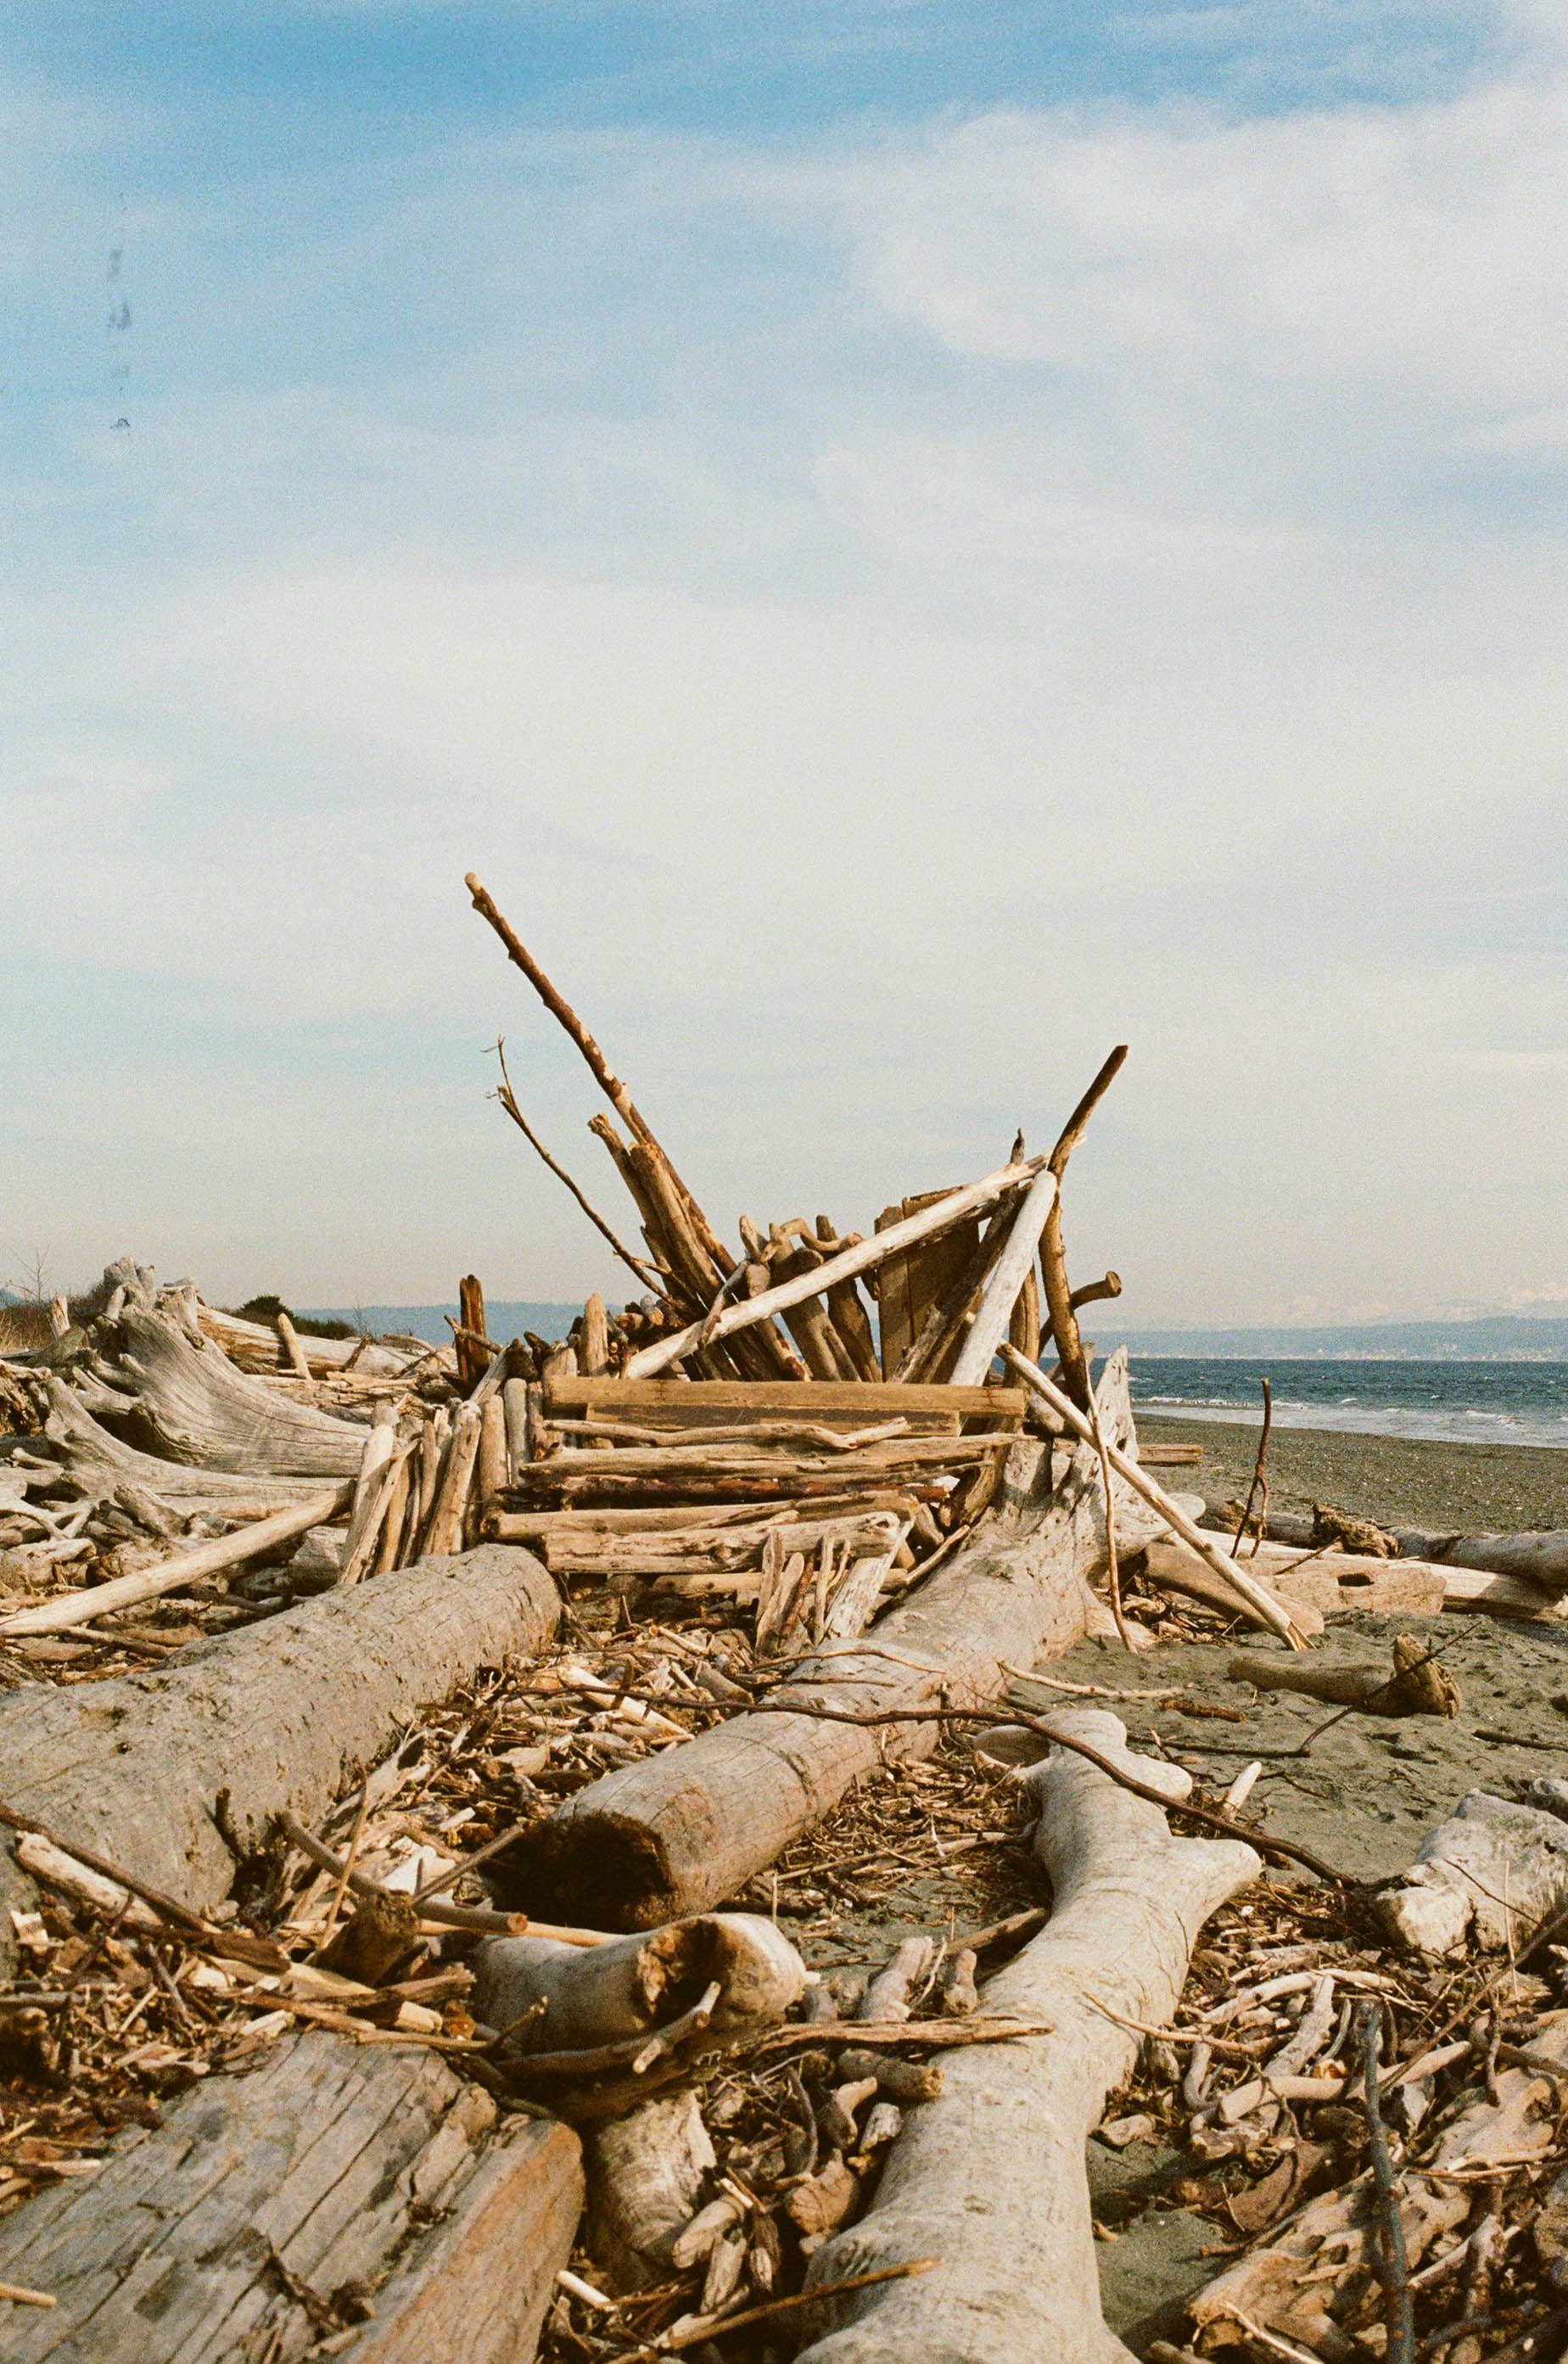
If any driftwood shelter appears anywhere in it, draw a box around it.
[5,878,1568,2363]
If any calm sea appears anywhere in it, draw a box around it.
[1129,1358,1568,1452]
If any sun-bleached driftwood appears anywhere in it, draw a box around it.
[1376,1790,1568,1958]
[0,1480,353,1636]
[1228,1642,1459,1717]
[0,2031,582,2364]
[75,1277,374,1476]
[793,1709,1259,2364]
[585,2092,715,2288]
[15,1376,351,1515]
[1004,1347,1306,1648]
[0,1544,559,1975]
[1187,2020,1568,2356]
[473,1912,806,2058]
[499,1360,1139,1931]
[623,1156,1056,1380]
[1393,1526,1568,1596]
[196,1299,417,1377]
[948,1167,1062,1386]
[1139,1538,1327,1637]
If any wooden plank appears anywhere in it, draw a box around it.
[874,1196,979,1380]
[0,2031,581,2363]
[544,1378,1022,1430]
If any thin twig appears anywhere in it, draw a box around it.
[491,1039,664,1294]
[1083,1375,1133,1652]
[1232,1375,1273,1559]
[1358,1998,1414,2364]
[315,1778,370,1954]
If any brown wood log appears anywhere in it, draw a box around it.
[1008,1263,1042,1364]
[1038,1046,1128,1409]
[0,1543,560,1975]
[816,1217,882,1381]
[580,1292,611,1376]
[794,1710,1258,2364]
[496,1363,1138,1930]
[543,1378,1012,1431]
[0,2030,581,2364]
[456,1274,489,1387]
[875,1194,981,1378]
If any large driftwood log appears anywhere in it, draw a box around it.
[1395,1525,1568,1595]
[0,1544,559,1975]
[498,1361,1139,1931]
[19,1379,345,1511]
[197,1299,417,1377]
[473,1912,806,2054]
[0,2030,582,2363]
[794,1709,1259,2364]
[74,1282,372,1477]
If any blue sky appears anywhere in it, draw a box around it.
[4,2,1568,1324]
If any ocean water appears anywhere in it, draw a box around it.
[1130,1358,1568,1452]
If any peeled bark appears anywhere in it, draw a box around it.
[0,2031,581,2364]
[794,1709,1259,2364]
[498,1359,1138,1931]
[0,1544,559,1975]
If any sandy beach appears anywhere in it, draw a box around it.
[1140,1410,1568,1531]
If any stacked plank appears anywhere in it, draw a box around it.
[487,1377,1030,1648]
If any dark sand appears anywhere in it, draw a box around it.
[1140,1413,1568,1532]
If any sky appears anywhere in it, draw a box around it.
[3,1,1567,1329]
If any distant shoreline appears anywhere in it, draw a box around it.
[1139,1411,1568,1531]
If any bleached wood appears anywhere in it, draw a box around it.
[0,2031,582,2364]
[1003,1347,1305,1648]
[795,1711,1259,2364]
[275,1310,312,1378]
[0,1482,353,1636]
[948,1169,1061,1386]
[500,1362,1138,1930]
[624,1153,1052,1378]
[0,1544,560,1975]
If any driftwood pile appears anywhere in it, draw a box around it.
[7,877,1568,2361]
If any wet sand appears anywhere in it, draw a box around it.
[1140,1413,1568,1532]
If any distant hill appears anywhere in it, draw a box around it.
[301,1301,585,1348]
[1111,1315,1568,1361]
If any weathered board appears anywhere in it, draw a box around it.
[0,2031,582,2363]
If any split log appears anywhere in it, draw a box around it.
[0,1543,559,1975]
[793,1708,1259,2364]
[624,1153,1055,1379]
[0,1481,353,1636]
[79,1283,371,1477]
[496,1360,1140,1930]
[0,2030,582,2364]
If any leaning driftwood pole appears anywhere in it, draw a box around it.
[1038,1045,1127,1409]
[0,1480,353,1637]
[795,1709,1260,2364]
[624,1156,1055,1381]
[0,1543,560,1974]
[499,1361,1137,1930]
[1002,1346,1307,1647]
[949,1168,1061,1386]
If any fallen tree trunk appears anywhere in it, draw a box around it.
[474,1912,804,2058]
[0,1543,559,1975]
[498,1359,1139,1931]
[197,1299,417,1377]
[0,2029,582,2364]
[793,1707,1259,2364]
